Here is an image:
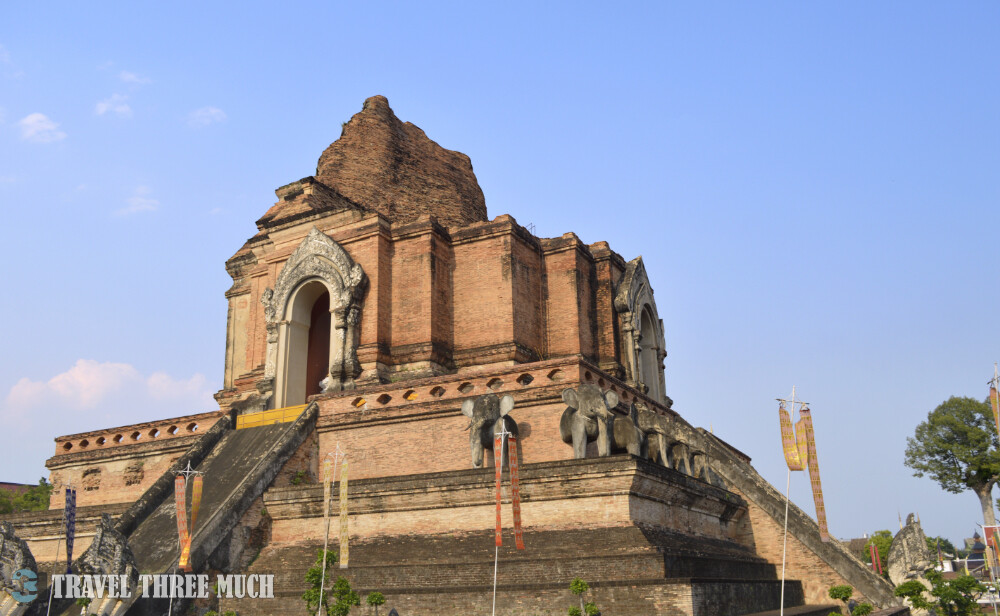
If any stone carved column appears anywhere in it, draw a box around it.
[0,522,36,616]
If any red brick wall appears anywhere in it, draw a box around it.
[733,486,871,607]
[219,210,635,394]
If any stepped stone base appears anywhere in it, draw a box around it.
[219,456,811,616]
[742,606,841,616]
[221,531,804,616]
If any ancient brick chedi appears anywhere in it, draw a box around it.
[2,96,896,616]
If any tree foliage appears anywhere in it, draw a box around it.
[302,549,359,616]
[0,478,53,514]
[904,396,1000,524]
[366,591,385,616]
[894,569,986,615]
[568,579,600,616]
[925,535,957,557]
[828,585,853,602]
[863,530,893,576]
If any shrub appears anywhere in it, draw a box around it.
[302,549,360,616]
[366,591,386,616]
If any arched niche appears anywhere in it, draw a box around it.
[261,227,368,408]
[613,256,668,405]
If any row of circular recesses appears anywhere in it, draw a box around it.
[347,368,635,408]
[62,422,200,451]
[350,370,551,408]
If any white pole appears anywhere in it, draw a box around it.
[779,386,797,616]
[977,523,1000,616]
[492,427,508,616]
[491,544,500,616]
[780,467,791,616]
[318,447,340,616]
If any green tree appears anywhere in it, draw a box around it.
[895,569,986,615]
[905,396,1000,526]
[926,536,957,558]
[569,578,589,616]
[0,478,53,514]
[366,591,385,616]
[863,530,892,576]
[329,577,360,616]
[302,549,359,615]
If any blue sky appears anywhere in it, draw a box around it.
[1,3,998,547]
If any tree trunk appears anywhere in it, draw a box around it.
[976,483,997,527]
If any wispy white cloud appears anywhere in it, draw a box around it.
[18,113,66,143]
[95,93,132,117]
[187,106,227,127]
[119,70,151,85]
[3,359,216,425]
[116,185,159,216]
[0,43,23,79]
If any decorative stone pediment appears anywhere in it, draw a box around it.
[614,257,668,405]
[260,227,369,407]
[266,227,367,328]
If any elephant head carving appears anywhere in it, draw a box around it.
[668,441,692,475]
[559,384,619,458]
[635,403,688,469]
[461,393,517,468]
[611,403,646,457]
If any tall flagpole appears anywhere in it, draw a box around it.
[171,461,201,616]
[492,423,510,616]
[318,444,343,616]
[978,523,1000,616]
[777,386,805,616]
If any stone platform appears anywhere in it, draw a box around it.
[220,455,813,616]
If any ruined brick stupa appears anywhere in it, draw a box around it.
[0,97,895,616]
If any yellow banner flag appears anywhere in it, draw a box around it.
[777,401,829,542]
[178,475,204,570]
[323,458,332,520]
[339,458,349,569]
[799,407,829,542]
[778,402,804,471]
[990,386,999,437]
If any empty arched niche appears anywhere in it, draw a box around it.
[263,227,368,409]
[639,305,663,402]
[277,280,332,406]
[614,256,668,405]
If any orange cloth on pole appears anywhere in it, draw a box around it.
[777,402,830,542]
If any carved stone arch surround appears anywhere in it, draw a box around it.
[260,227,368,408]
[614,256,667,405]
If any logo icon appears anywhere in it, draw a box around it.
[12,568,38,603]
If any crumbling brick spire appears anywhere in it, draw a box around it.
[315,95,488,229]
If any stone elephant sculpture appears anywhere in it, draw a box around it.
[635,403,687,469]
[611,405,646,457]
[560,384,619,458]
[461,393,518,468]
[690,450,726,487]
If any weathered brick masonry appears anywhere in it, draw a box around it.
[0,96,897,616]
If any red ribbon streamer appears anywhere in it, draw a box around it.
[508,436,525,550]
[495,434,503,547]
[870,543,882,574]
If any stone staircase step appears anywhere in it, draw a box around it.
[742,604,841,616]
